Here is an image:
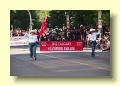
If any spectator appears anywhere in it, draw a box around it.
[69,29,74,40]
[75,29,81,40]
[101,38,110,51]
[86,31,92,48]
[36,30,40,42]
[83,29,87,47]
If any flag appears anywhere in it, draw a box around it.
[39,16,47,36]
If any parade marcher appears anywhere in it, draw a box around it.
[89,28,101,58]
[24,30,38,60]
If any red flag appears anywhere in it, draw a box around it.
[39,16,47,36]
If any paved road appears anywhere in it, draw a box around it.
[10,46,110,77]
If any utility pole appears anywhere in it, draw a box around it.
[98,10,102,38]
[65,11,70,29]
[27,10,32,30]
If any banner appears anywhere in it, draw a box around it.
[39,16,47,36]
[10,36,29,46]
[40,41,83,51]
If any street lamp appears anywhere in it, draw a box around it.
[12,10,33,30]
[27,10,32,30]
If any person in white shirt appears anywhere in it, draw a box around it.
[86,31,92,48]
[89,28,101,58]
[24,30,38,60]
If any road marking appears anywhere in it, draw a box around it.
[40,54,110,71]
[56,68,98,72]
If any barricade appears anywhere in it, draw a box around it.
[10,36,28,46]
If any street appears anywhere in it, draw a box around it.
[10,45,110,77]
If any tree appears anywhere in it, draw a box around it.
[10,10,50,30]
[47,10,66,28]
[10,10,110,30]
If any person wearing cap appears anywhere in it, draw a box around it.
[89,27,101,58]
[24,30,38,60]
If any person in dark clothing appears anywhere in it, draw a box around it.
[69,29,74,40]
[83,29,87,47]
[64,29,67,40]
[36,30,40,42]
[83,29,87,40]
[75,29,81,40]
[80,28,84,40]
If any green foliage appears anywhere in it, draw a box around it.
[47,10,66,28]
[10,10,51,30]
[10,10,110,30]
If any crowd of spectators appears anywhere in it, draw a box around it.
[10,25,110,47]
[10,28,26,37]
[41,27,90,41]
[10,26,110,39]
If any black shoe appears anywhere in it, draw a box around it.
[91,55,93,57]
[34,58,37,60]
